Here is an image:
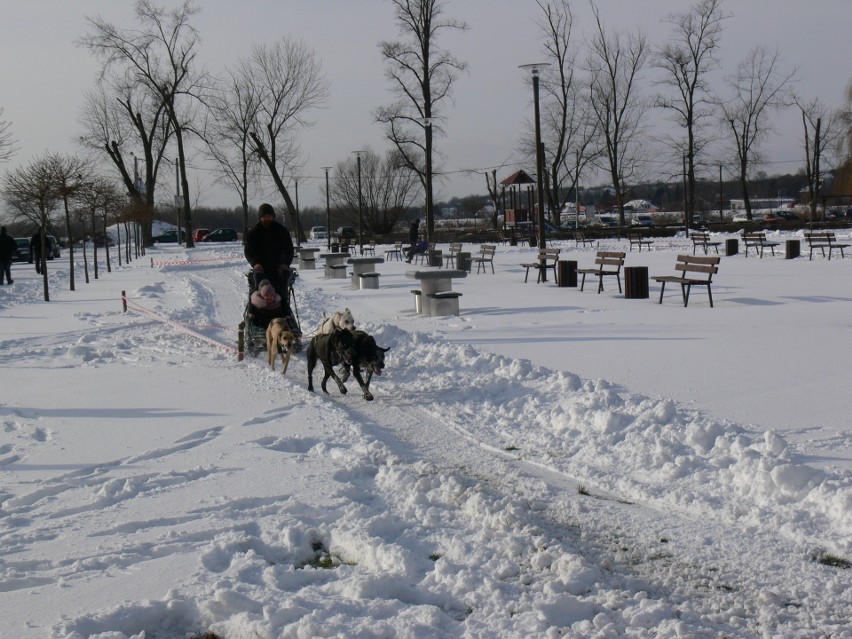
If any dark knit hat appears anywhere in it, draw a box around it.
[258,203,275,218]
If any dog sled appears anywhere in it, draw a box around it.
[242,270,302,357]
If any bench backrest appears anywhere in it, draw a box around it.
[537,247,561,261]
[593,250,625,270]
[691,232,711,242]
[743,232,766,241]
[674,254,719,280]
[448,242,462,254]
[804,232,835,243]
[479,244,496,257]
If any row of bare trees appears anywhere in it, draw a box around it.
[529,0,848,229]
[4,0,850,260]
[1,153,144,300]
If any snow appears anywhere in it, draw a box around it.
[1,228,850,639]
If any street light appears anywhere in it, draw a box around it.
[519,62,550,281]
[352,150,365,255]
[415,117,434,246]
[321,166,333,251]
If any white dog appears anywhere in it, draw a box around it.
[318,308,356,335]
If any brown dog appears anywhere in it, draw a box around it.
[266,318,296,374]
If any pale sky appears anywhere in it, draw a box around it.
[2,0,850,211]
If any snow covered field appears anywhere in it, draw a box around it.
[1,229,850,638]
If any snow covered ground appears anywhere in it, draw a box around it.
[1,228,850,638]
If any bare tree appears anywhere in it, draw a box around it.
[81,0,204,247]
[78,80,172,245]
[586,2,649,224]
[2,155,61,300]
[795,96,846,219]
[376,0,467,240]
[77,175,124,279]
[0,107,18,162]
[528,0,599,228]
[243,38,329,242]
[330,148,420,235]
[204,63,262,241]
[49,154,90,291]
[721,47,794,219]
[655,0,728,227]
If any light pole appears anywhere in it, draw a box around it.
[520,62,550,281]
[352,150,365,255]
[321,167,333,251]
[416,117,434,246]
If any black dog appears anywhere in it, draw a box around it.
[307,330,356,395]
[338,330,390,401]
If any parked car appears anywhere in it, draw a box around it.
[334,226,356,240]
[309,225,328,240]
[13,238,30,262]
[591,215,619,227]
[631,214,655,227]
[773,210,800,221]
[193,228,210,242]
[153,229,185,243]
[201,227,239,242]
[46,235,61,258]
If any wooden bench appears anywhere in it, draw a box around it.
[520,247,561,283]
[362,240,376,256]
[444,242,463,268]
[742,232,779,258]
[804,232,849,260]
[691,232,722,255]
[473,244,496,274]
[627,231,653,252]
[571,230,595,247]
[577,251,626,294]
[653,254,720,307]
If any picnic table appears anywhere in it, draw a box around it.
[348,256,385,289]
[406,269,468,316]
[297,247,320,270]
[320,252,349,279]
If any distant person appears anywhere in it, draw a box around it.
[30,226,44,274]
[405,218,421,263]
[0,226,16,285]
[244,203,295,299]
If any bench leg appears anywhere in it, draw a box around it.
[597,274,604,294]
[524,266,530,283]
[580,272,587,291]
[616,274,622,294]
[707,285,714,308]
[682,283,689,307]
[657,280,666,304]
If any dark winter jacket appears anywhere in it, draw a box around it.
[408,221,420,245]
[0,230,16,261]
[30,230,44,257]
[244,220,294,272]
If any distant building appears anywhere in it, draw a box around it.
[730,197,796,211]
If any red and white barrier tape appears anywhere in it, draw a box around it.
[122,294,240,355]
[150,256,242,267]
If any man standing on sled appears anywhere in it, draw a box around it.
[244,203,295,305]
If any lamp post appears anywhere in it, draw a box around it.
[321,166,333,251]
[415,117,434,246]
[519,62,550,280]
[352,150,365,255]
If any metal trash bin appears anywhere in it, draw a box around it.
[624,266,649,299]
[331,242,340,253]
[456,251,472,272]
[428,249,443,267]
[725,238,738,256]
